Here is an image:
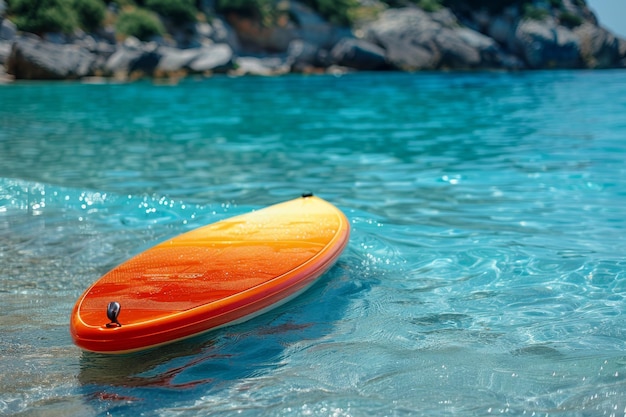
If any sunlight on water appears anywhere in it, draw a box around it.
[1,71,626,416]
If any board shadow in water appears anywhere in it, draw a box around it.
[76,259,366,414]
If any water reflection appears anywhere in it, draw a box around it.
[75,260,361,415]
[78,338,217,390]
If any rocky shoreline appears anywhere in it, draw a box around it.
[1,1,625,82]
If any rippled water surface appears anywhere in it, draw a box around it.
[1,71,626,416]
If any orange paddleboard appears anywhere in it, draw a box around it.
[70,194,350,354]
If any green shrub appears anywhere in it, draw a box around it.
[216,0,359,27]
[73,0,107,32]
[145,0,197,24]
[115,7,164,40]
[298,0,359,26]
[8,0,107,34]
[8,0,78,34]
[415,0,443,12]
[523,4,549,20]
[215,0,273,21]
[442,0,525,14]
[547,0,563,9]
[559,11,583,28]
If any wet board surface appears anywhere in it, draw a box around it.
[70,195,350,354]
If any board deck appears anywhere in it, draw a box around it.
[70,195,350,354]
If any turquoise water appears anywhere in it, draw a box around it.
[1,70,626,416]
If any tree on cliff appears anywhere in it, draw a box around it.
[7,0,106,34]
[5,0,593,37]
[4,0,622,80]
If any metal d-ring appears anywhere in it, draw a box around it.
[106,301,122,328]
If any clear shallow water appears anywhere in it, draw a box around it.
[1,70,626,416]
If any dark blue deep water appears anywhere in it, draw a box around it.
[1,70,626,416]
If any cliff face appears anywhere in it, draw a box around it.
[0,0,624,81]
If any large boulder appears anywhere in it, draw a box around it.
[187,43,233,73]
[7,35,97,79]
[231,56,290,76]
[105,37,154,77]
[286,39,324,71]
[363,7,511,70]
[156,46,200,72]
[224,2,347,55]
[453,26,522,68]
[435,27,482,67]
[514,18,582,69]
[329,37,389,70]
[0,17,16,65]
[574,22,623,68]
[362,8,442,70]
[108,39,234,78]
[196,18,241,52]
[1,17,16,41]
[0,41,9,65]
[288,2,348,49]
[225,13,296,53]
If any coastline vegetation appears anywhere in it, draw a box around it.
[115,7,164,41]
[5,0,586,40]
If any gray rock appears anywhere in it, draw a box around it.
[168,22,201,49]
[363,8,439,70]
[487,15,512,46]
[157,46,200,72]
[7,35,97,79]
[364,7,509,70]
[436,28,481,68]
[105,38,162,77]
[454,26,523,68]
[232,56,290,76]
[0,40,10,65]
[1,17,16,41]
[289,1,346,49]
[514,18,582,69]
[429,8,457,28]
[574,22,622,68]
[230,2,347,55]
[0,66,11,83]
[105,43,144,75]
[287,39,318,67]
[188,43,233,73]
[205,17,241,51]
[108,40,234,77]
[75,33,116,57]
[129,49,160,75]
[0,17,12,66]
[329,37,389,70]
[42,32,68,45]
